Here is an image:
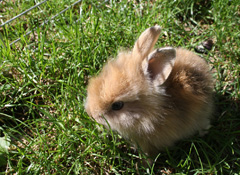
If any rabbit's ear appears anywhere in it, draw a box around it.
[144,47,176,85]
[132,25,161,60]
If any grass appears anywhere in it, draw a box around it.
[0,0,239,174]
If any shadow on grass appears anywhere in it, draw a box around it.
[176,0,213,24]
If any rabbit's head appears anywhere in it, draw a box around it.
[85,26,176,136]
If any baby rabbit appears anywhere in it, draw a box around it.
[85,25,213,158]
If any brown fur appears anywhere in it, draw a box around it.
[85,26,214,157]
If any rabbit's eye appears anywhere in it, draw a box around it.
[111,101,124,110]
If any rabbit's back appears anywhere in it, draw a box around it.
[165,48,213,106]
[160,48,214,139]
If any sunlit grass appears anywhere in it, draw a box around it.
[0,0,239,174]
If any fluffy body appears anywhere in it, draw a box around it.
[85,26,213,157]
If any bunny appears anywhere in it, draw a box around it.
[85,25,214,158]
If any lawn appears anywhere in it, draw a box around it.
[0,0,239,174]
